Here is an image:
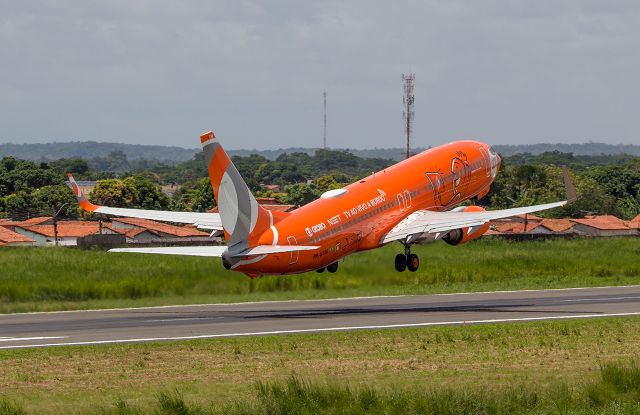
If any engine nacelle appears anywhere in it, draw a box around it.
[442,206,490,246]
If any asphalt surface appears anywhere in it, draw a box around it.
[2,285,640,350]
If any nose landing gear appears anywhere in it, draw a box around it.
[394,244,419,272]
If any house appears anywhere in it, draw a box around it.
[488,221,542,235]
[570,215,637,237]
[161,184,181,197]
[0,226,36,246]
[529,219,575,235]
[0,217,53,231]
[626,215,640,230]
[259,183,281,192]
[13,221,117,246]
[109,217,211,244]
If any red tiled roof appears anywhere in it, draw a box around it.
[538,219,574,233]
[492,222,541,233]
[110,218,208,237]
[0,216,53,227]
[626,215,640,229]
[511,214,543,222]
[571,215,631,230]
[17,221,102,238]
[0,226,35,243]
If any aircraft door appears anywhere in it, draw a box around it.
[396,193,405,211]
[287,235,299,265]
[397,191,412,210]
[404,190,412,208]
[479,147,491,177]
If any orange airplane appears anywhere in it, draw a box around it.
[68,131,576,277]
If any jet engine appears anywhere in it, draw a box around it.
[442,206,490,246]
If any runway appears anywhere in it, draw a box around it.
[2,285,640,350]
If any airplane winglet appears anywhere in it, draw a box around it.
[562,166,577,205]
[200,131,216,147]
[67,173,99,212]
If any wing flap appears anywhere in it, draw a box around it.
[382,201,568,244]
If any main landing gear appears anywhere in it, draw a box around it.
[317,262,339,273]
[394,244,419,272]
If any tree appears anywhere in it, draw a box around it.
[190,178,215,212]
[282,183,321,206]
[49,158,89,176]
[1,191,41,219]
[313,175,341,193]
[123,176,170,210]
[32,185,78,218]
[90,179,137,207]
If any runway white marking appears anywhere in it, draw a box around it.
[559,296,640,303]
[2,312,640,350]
[2,285,639,316]
[148,317,219,322]
[0,336,67,343]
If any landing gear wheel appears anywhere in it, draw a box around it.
[407,254,419,272]
[316,267,325,273]
[327,262,339,273]
[394,253,407,272]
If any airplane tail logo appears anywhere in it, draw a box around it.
[200,131,272,251]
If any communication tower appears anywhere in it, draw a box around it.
[402,73,415,159]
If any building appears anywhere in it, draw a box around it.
[161,184,181,197]
[259,183,281,192]
[109,217,212,244]
[13,221,118,246]
[0,226,36,246]
[626,215,640,230]
[0,217,53,232]
[570,215,637,237]
[529,219,575,235]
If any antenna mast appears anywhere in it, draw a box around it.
[323,90,327,150]
[402,73,415,159]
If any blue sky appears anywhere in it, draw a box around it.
[1,1,639,149]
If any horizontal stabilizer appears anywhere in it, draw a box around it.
[108,244,319,258]
[231,245,319,257]
[109,246,227,257]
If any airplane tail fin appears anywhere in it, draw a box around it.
[200,131,274,251]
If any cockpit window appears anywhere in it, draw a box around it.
[488,146,497,157]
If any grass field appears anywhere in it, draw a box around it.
[1,317,640,414]
[1,237,639,313]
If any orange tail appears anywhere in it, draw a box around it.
[200,131,274,251]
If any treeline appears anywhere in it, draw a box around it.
[488,155,640,219]
[4,140,640,163]
[0,141,197,162]
[1,150,639,220]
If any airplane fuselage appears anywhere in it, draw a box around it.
[232,140,501,276]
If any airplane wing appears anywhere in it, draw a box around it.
[109,244,319,257]
[381,166,577,244]
[67,174,223,231]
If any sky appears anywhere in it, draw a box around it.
[1,1,639,150]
